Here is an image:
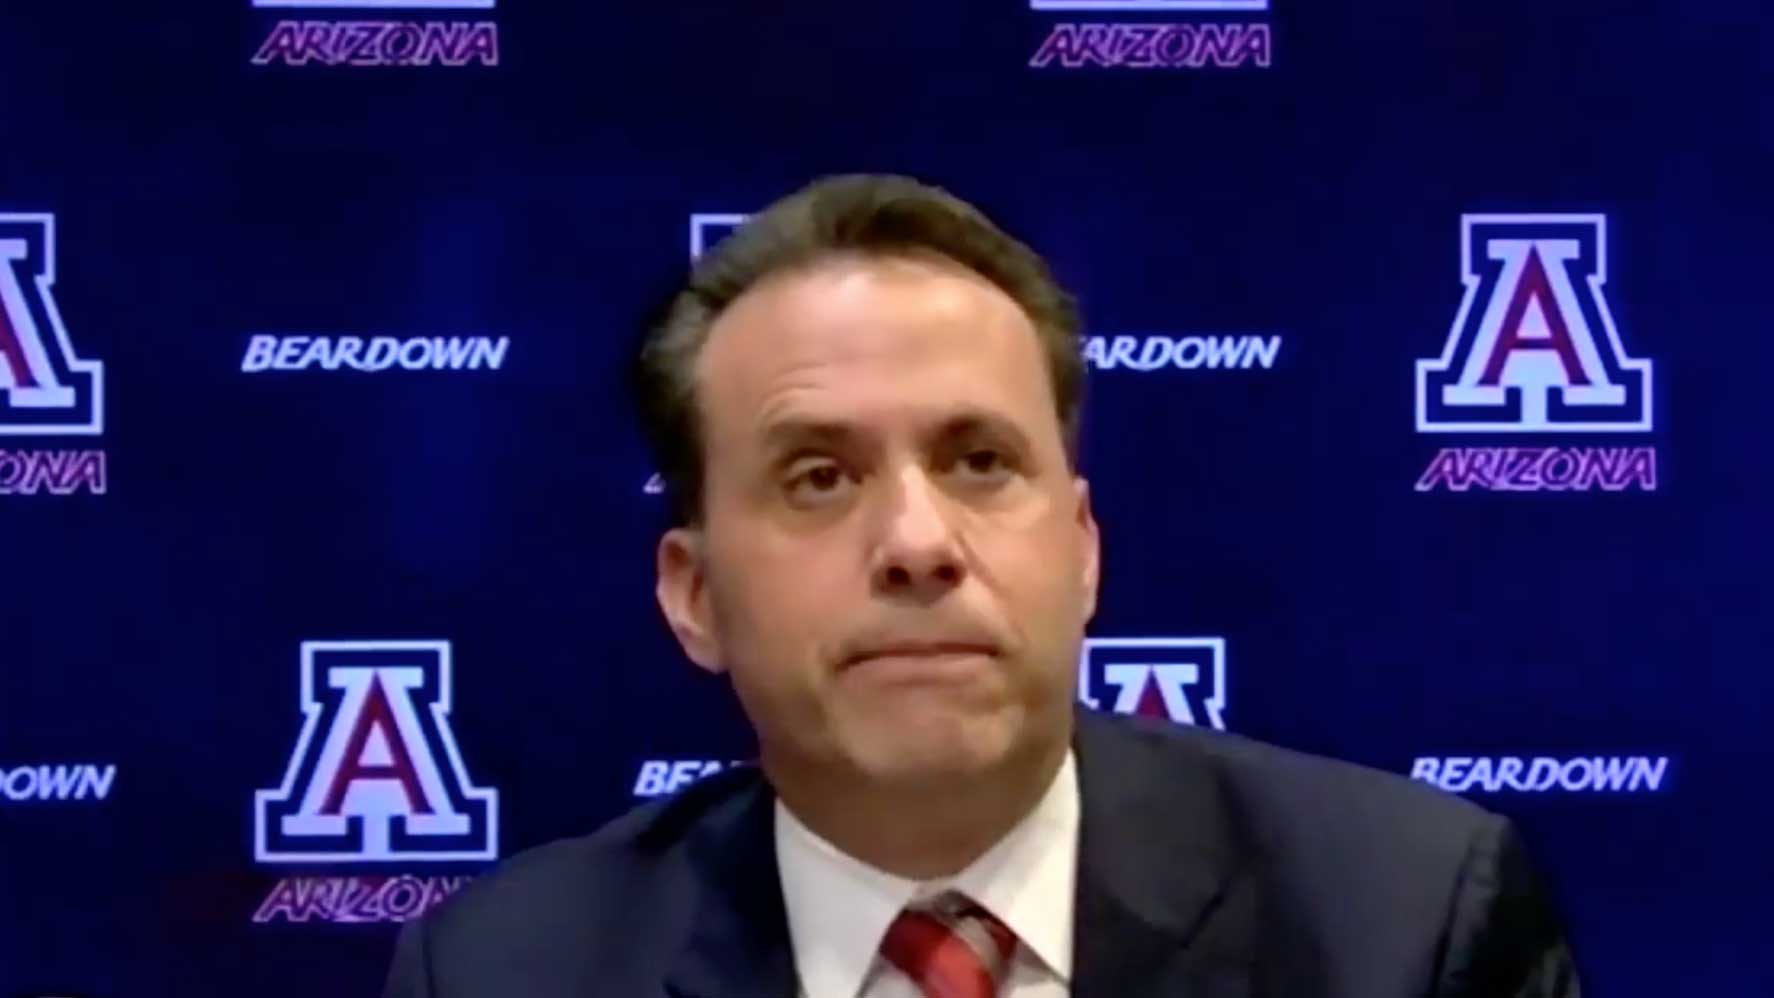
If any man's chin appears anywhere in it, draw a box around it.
[842,713,1023,787]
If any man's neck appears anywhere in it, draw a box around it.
[765,735,1070,881]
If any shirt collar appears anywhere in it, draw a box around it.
[774,750,1079,998]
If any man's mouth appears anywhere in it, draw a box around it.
[843,641,1000,669]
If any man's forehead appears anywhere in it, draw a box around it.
[691,255,1050,407]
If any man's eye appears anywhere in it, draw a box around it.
[958,449,1014,480]
[804,465,844,490]
[785,461,851,501]
[966,450,1000,471]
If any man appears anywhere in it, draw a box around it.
[383,175,1579,997]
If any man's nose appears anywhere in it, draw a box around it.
[870,465,966,602]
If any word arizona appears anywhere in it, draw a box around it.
[253,21,498,67]
[242,335,510,373]
[1416,447,1656,492]
[1030,23,1271,69]
[0,450,105,496]
[1412,756,1670,794]
[253,875,472,924]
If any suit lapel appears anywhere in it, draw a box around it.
[1070,709,1257,997]
[663,779,798,998]
[661,709,1257,998]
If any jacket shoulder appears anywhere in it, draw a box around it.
[1093,711,1493,841]
[407,764,766,991]
[1192,722,1489,838]
[1081,713,1512,981]
[1083,712,1501,909]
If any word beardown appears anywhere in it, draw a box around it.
[1411,756,1671,794]
[242,335,509,373]
[1082,334,1280,372]
[633,760,751,798]
[0,763,116,803]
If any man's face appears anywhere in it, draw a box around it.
[655,252,1099,791]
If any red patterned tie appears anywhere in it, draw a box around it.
[879,892,1019,998]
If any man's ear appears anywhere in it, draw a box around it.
[656,527,726,674]
[1074,477,1101,623]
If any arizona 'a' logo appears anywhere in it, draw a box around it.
[689,212,746,261]
[255,641,498,863]
[1416,214,1650,432]
[0,215,102,435]
[1078,637,1226,730]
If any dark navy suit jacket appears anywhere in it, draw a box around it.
[383,709,1579,997]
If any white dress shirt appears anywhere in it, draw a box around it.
[774,751,1079,998]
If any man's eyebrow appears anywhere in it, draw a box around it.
[931,411,1034,453]
[757,410,1034,455]
[759,418,860,454]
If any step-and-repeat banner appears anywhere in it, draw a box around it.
[3,1,1769,994]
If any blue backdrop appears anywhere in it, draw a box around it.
[3,1,1770,994]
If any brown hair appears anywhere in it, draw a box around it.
[633,174,1085,526]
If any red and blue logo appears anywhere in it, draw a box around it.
[1078,636,1227,730]
[0,213,105,497]
[255,640,498,864]
[689,212,747,261]
[1418,214,1650,433]
[0,215,101,437]
[1415,214,1656,492]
